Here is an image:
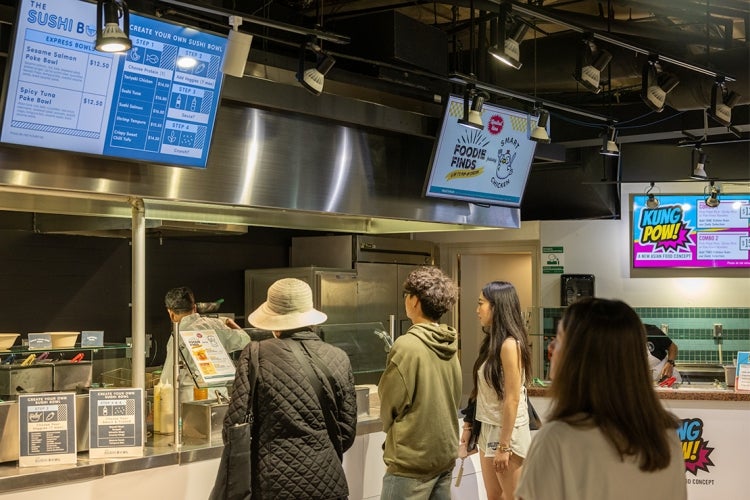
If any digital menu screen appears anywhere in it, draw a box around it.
[0,0,227,168]
[424,94,538,208]
[632,193,750,268]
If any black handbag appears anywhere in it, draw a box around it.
[209,342,259,500]
[527,397,543,430]
[460,399,481,453]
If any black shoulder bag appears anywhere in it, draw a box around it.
[209,341,259,500]
[288,340,343,459]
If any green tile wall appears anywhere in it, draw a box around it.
[541,307,750,367]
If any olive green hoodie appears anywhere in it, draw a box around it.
[378,322,462,478]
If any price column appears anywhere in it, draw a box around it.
[79,54,114,133]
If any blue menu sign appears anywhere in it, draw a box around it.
[0,0,227,168]
[18,392,77,467]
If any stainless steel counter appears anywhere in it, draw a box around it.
[0,415,383,495]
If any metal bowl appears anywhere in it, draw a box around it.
[195,301,221,314]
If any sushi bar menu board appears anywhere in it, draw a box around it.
[0,0,228,168]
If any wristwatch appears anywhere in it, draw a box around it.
[667,359,676,366]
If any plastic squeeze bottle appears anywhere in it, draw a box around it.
[153,382,162,434]
[160,381,174,435]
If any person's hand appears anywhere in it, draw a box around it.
[493,449,511,474]
[660,363,674,379]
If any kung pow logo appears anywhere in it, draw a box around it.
[678,418,715,475]
[638,204,694,251]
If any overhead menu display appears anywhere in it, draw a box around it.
[0,0,227,168]
[424,94,538,208]
[632,193,750,269]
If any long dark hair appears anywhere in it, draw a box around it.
[550,297,679,471]
[470,281,532,401]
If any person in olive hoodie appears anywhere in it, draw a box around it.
[378,266,461,500]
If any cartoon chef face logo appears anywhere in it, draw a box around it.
[496,149,515,181]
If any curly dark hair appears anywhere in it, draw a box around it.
[402,266,458,321]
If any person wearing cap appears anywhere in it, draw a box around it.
[223,278,357,500]
[378,266,461,500]
[161,286,250,403]
[645,323,682,384]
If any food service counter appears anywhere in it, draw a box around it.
[0,411,384,497]
[528,383,749,500]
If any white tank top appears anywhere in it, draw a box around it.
[475,354,529,427]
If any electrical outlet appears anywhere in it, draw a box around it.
[713,324,723,338]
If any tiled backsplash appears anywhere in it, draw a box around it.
[541,307,750,368]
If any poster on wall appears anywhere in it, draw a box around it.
[631,194,750,269]
[0,0,227,168]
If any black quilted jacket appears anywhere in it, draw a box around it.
[223,329,357,500]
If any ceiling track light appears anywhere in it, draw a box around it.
[708,78,742,128]
[95,0,132,53]
[529,108,551,143]
[641,57,679,113]
[573,37,612,94]
[489,3,527,70]
[645,182,660,208]
[690,147,709,180]
[296,39,336,96]
[458,84,488,130]
[600,125,619,156]
[704,181,720,208]
[221,15,254,78]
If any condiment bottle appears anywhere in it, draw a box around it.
[159,381,174,435]
[153,382,162,434]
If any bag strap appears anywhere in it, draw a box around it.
[288,339,343,458]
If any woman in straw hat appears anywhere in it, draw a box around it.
[220,278,357,500]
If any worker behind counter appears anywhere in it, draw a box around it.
[160,286,251,403]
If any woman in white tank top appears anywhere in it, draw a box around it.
[459,281,533,500]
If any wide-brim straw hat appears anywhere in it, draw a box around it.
[248,278,327,331]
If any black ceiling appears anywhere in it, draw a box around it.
[0,0,747,221]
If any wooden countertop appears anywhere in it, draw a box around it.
[528,383,750,402]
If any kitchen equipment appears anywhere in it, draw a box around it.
[181,399,228,443]
[0,364,54,396]
[0,333,19,350]
[560,274,595,306]
[355,385,370,417]
[53,361,92,392]
[196,299,224,314]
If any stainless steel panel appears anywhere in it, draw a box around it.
[0,99,521,231]
[244,267,353,324]
[316,271,359,324]
[355,263,400,330]
[181,400,228,444]
[53,362,93,392]
[291,235,434,268]
[0,365,53,396]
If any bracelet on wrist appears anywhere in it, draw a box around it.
[667,359,675,366]
[498,444,513,454]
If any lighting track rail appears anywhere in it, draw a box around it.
[507,0,736,82]
[156,0,351,45]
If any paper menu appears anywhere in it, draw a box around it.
[735,351,750,392]
[178,330,236,387]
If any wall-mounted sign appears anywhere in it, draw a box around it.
[542,246,564,274]
[631,194,750,269]
[18,392,77,467]
[0,0,227,168]
[89,388,144,459]
[179,330,236,387]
